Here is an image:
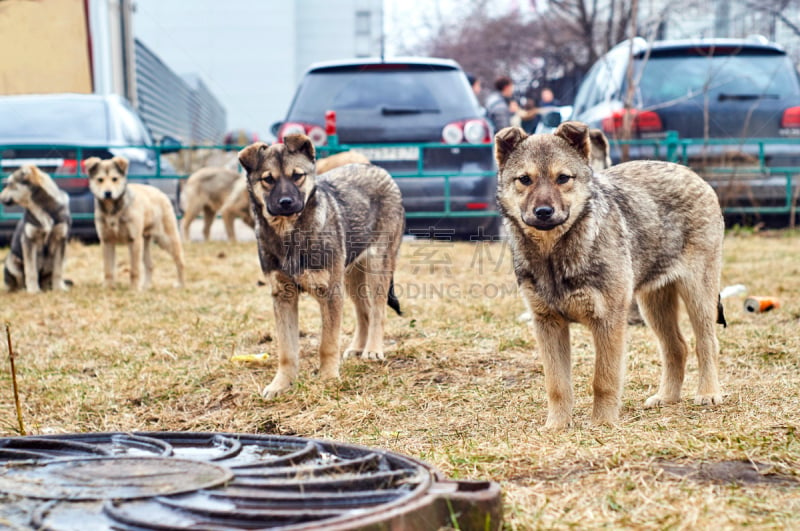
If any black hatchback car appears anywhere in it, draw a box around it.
[273,57,498,238]
[570,37,800,207]
[0,93,182,243]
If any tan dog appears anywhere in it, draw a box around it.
[1,165,71,293]
[217,150,371,242]
[238,137,403,398]
[496,121,726,430]
[179,166,243,242]
[85,156,185,289]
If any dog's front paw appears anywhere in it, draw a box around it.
[262,373,294,399]
[262,382,291,400]
[25,286,41,294]
[343,348,362,359]
[361,351,385,361]
[694,393,723,406]
[644,394,681,408]
[544,414,572,431]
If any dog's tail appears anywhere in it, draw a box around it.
[717,295,727,328]
[387,277,402,316]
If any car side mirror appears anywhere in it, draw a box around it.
[159,135,183,154]
[541,110,563,128]
[270,122,283,137]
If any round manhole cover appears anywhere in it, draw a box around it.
[0,432,502,530]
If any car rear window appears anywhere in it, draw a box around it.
[633,54,800,106]
[0,99,108,143]
[286,66,479,122]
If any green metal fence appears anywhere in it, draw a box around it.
[2,133,799,224]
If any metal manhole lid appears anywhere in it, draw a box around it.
[0,431,502,530]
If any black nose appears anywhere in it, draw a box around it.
[104,191,113,199]
[278,197,293,208]
[534,206,554,220]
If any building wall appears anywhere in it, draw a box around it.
[133,0,384,142]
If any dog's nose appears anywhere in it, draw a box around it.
[104,191,113,199]
[278,197,293,208]
[534,206,554,220]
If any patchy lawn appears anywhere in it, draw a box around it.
[1,229,799,529]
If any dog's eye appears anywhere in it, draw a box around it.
[96,178,104,184]
[556,174,572,185]
[112,177,118,182]
[292,171,305,181]
[261,175,275,185]
[516,175,532,186]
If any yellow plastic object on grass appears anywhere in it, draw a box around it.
[230,352,270,363]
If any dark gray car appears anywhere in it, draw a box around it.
[0,93,181,243]
[571,37,800,208]
[273,57,498,239]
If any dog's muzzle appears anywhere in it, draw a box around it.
[267,196,304,216]
[104,191,114,200]
[522,206,567,231]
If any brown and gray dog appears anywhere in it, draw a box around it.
[1,165,71,293]
[217,150,371,241]
[496,121,726,430]
[238,135,404,398]
[85,156,185,289]
[180,166,243,242]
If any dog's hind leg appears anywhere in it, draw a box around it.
[220,206,238,242]
[343,264,369,359]
[202,206,215,242]
[265,274,301,399]
[180,201,200,242]
[679,275,723,406]
[639,284,689,407]
[157,215,186,288]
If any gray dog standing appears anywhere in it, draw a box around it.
[238,135,405,398]
[496,121,726,430]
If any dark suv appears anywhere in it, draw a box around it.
[571,37,800,208]
[273,57,498,238]
[0,93,181,242]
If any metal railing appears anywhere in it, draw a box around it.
[2,133,799,224]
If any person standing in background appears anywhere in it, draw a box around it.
[485,76,518,130]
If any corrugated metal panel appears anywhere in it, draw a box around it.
[134,39,226,144]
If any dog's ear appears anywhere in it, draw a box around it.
[554,121,590,163]
[238,142,269,173]
[589,128,612,168]
[112,156,129,175]
[283,134,316,162]
[84,157,102,175]
[494,127,528,170]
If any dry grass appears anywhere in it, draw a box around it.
[1,228,799,529]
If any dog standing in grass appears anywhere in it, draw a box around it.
[217,150,371,242]
[180,166,243,242]
[238,135,403,398]
[496,121,726,430]
[85,156,185,289]
[1,165,71,293]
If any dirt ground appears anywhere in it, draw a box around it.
[1,227,798,529]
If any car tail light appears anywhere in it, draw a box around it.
[602,109,663,135]
[441,119,491,145]
[278,122,328,146]
[56,159,89,188]
[442,123,464,144]
[781,107,800,128]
